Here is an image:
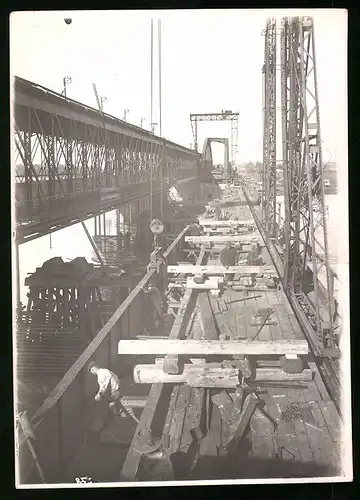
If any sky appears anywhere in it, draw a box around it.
[10,9,347,165]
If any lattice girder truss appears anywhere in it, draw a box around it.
[280,16,335,347]
[14,105,194,218]
[262,18,277,236]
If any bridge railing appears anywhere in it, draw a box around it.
[16,189,101,225]
[15,168,197,228]
[16,227,189,484]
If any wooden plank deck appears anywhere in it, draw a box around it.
[159,385,343,480]
[158,203,343,479]
[121,197,343,482]
[209,288,305,343]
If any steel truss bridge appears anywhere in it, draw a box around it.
[13,76,201,244]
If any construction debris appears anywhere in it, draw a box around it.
[281,403,303,422]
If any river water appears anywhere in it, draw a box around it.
[275,194,347,303]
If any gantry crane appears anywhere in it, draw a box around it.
[190,111,239,181]
[262,18,277,238]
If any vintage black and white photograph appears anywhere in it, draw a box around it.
[10,9,351,487]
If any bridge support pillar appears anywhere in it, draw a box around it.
[94,214,104,237]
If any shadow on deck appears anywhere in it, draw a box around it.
[139,452,341,482]
[190,454,340,480]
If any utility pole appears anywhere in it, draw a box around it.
[62,76,72,97]
[150,18,154,135]
[158,19,162,137]
[100,96,107,112]
[92,83,102,110]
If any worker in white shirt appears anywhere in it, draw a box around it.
[88,362,138,424]
[88,362,124,415]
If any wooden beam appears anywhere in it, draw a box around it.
[183,250,251,261]
[185,235,262,244]
[17,411,46,483]
[189,388,206,440]
[197,293,218,341]
[252,367,313,382]
[189,294,218,363]
[232,286,277,292]
[133,364,239,388]
[168,385,192,453]
[120,383,165,480]
[198,219,254,227]
[161,386,180,449]
[168,279,223,289]
[137,335,168,340]
[212,388,244,445]
[167,265,276,276]
[201,227,252,234]
[80,219,105,267]
[119,396,148,408]
[163,246,207,374]
[186,277,223,290]
[119,339,309,356]
[226,393,259,453]
[183,248,248,254]
[189,303,206,364]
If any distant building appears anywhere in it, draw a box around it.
[323,162,337,194]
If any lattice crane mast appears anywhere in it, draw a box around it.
[262,18,277,237]
[92,83,103,112]
[262,16,336,352]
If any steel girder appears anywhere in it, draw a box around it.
[190,112,239,167]
[262,18,277,236]
[280,17,335,348]
[13,77,199,226]
[202,138,230,180]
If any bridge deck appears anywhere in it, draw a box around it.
[119,197,343,482]
[44,190,342,484]
[206,211,304,343]
[208,289,305,342]
[134,380,341,481]
[136,204,341,480]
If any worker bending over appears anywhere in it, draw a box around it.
[142,285,166,334]
[220,242,238,283]
[88,362,137,423]
[246,243,264,266]
[188,223,203,249]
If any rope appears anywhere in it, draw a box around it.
[160,142,164,222]
[150,154,153,222]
